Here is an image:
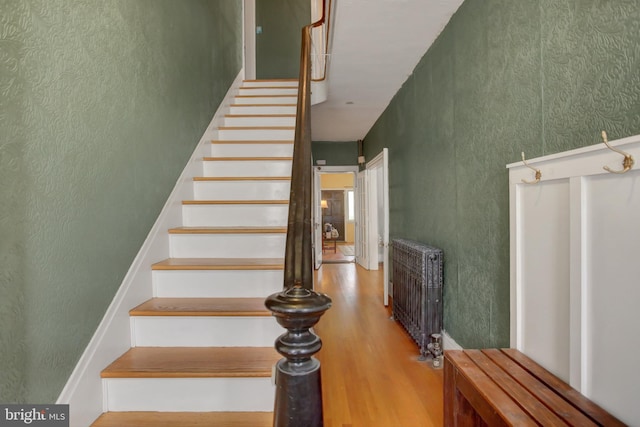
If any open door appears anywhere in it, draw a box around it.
[313,167,322,269]
[355,170,369,270]
[367,149,390,306]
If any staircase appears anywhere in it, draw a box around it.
[91,79,298,426]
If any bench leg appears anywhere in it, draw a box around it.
[444,357,487,427]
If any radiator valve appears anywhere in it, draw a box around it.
[428,333,443,369]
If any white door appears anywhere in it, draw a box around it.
[313,167,322,269]
[367,168,380,270]
[355,170,369,270]
[367,149,390,306]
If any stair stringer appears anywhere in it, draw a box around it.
[56,70,245,427]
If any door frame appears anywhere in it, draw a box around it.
[355,170,369,271]
[243,0,256,80]
[366,149,390,306]
[313,166,359,269]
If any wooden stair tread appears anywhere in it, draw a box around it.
[225,114,296,118]
[218,126,294,130]
[193,176,291,181]
[168,226,287,234]
[230,103,296,107]
[101,347,280,378]
[203,156,293,161]
[235,94,296,98]
[152,258,284,271]
[239,86,298,90]
[244,78,297,82]
[92,411,273,427]
[130,297,271,316]
[182,200,288,205]
[211,140,294,144]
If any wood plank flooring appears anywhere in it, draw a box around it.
[129,297,271,316]
[151,258,284,270]
[101,347,279,378]
[315,263,444,427]
[91,412,272,427]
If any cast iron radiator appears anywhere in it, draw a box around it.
[392,238,443,360]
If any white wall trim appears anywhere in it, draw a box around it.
[315,165,359,173]
[243,0,256,80]
[56,70,244,427]
[442,330,463,351]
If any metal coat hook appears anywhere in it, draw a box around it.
[521,152,541,184]
[601,131,634,174]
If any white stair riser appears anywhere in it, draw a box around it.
[242,80,297,88]
[104,377,274,411]
[229,105,296,115]
[131,316,283,347]
[224,116,296,127]
[183,204,289,227]
[153,270,284,298]
[238,87,298,96]
[193,180,291,200]
[234,96,297,105]
[170,234,286,258]
[202,160,292,177]
[218,128,295,141]
[209,143,293,158]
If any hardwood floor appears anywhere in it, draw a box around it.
[322,243,356,263]
[314,263,444,427]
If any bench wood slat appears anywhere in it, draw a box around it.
[446,351,538,426]
[445,349,627,427]
[482,349,597,427]
[501,349,626,427]
[466,350,571,426]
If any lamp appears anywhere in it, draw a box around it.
[320,200,328,209]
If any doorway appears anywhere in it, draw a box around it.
[321,190,346,242]
[313,166,359,267]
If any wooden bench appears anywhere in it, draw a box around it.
[444,349,626,426]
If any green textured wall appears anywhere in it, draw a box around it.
[313,141,358,166]
[365,0,640,349]
[0,0,242,403]
[256,0,310,79]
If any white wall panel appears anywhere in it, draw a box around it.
[584,170,640,422]
[518,180,571,381]
[509,134,640,425]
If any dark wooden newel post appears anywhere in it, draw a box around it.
[266,287,331,427]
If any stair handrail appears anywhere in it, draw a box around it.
[265,1,332,426]
[311,0,333,82]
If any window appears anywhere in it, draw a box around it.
[347,190,355,221]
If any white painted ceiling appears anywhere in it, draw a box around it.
[311,0,464,142]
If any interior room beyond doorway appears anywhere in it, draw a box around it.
[320,172,355,263]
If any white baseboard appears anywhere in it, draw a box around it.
[442,330,463,350]
[56,70,245,427]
